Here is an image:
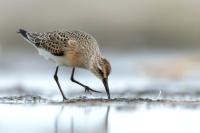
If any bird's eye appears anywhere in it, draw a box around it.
[98,68,104,76]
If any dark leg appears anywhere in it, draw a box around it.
[54,66,67,100]
[70,67,102,94]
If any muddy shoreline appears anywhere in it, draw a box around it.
[0,95,200,108]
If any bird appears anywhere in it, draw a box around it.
[17,29,111,100]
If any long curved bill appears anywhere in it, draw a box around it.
[102,78,110,99]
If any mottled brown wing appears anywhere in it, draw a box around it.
[26,31,69,56]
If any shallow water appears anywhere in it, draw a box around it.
[0,96,200,133]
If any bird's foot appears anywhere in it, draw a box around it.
[62,96,68,101]
[84,86,102,94]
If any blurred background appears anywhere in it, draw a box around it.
[0,0,200,99]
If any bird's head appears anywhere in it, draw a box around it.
[91,57,111,99]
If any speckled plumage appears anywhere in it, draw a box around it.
[26,30,99,56]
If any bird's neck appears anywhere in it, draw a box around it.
[89,54,102,70]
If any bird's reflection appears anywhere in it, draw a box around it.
[105,106,110,132]
[70,115,74,133]
[54,106,64,133]
[54,106,110,133]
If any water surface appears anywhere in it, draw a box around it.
[0,96,199,133]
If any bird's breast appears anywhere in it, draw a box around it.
[65,47,88,68]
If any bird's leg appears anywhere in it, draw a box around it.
[54,66,67,100]
[70,67,102,94]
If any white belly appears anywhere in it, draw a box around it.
[37,48,69,66]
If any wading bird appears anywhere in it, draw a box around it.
[18,29,111,100]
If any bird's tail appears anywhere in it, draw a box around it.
[17,29,29,40]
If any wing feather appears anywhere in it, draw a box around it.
[26,31,69,56]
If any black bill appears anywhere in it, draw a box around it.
[102,78,110,99]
